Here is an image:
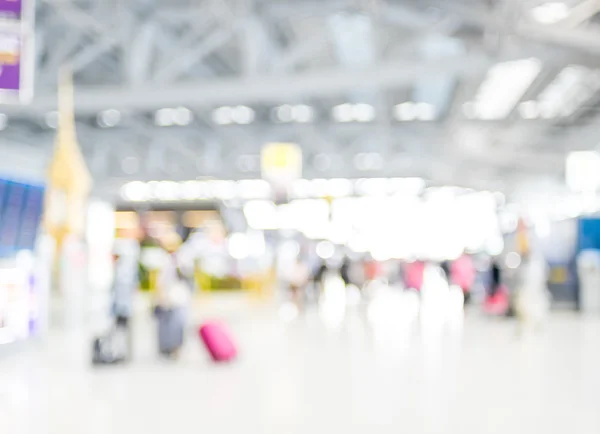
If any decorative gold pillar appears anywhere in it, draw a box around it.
[43,69,92,263]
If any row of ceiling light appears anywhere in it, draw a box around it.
[36,102,439,130]
[120,177,428,202]
[463,58,600,121]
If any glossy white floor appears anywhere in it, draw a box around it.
[1,289,600,434]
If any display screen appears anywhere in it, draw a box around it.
[0,179,44,257]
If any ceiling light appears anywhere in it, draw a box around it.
[518,100,539,119]
[97,109,121,128]
[415,102,437,121]
[327,178,353,197]
[180,181,202,200]
[154,181,181,200]
[212,106,233,125]
[121,181,150,202]
[333,103,354,122]
[238,179,272,199]
[530,2,570,24]
[353,103,375,122]
[155,108,174,126]
[537,65,597,119]
[538,101,556,119]
[472,58,541,120]
[293,104,314,123]
[45,111,58,129]
[566,151,600,192]
[244,200,279,229]
[173,107,193,126]
[273,104,293,123]
[393,102,417,121]
[231,105,255,124]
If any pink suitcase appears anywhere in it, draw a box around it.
[199,321,237,362]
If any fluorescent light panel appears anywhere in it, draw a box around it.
[530,2,570,24]
[471,58,542,120]
[536,65,600,119]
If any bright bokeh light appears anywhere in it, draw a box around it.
[316,240,335,259]
[505,252,522,269]
[228,233,250,259]
[244,200,278,230]
[566,151,600,192]
[530,2,570,24]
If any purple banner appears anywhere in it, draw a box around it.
[0,32,20,91]
[0,0,22,20]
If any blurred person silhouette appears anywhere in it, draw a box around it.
[112,253,137,324]
[514,250,551,334]
[440,260,451,281]
[155,235,191,358]
[289,258,310,309]
[92,243,139,364]
[340,256,352,287]
[450,253,476,304]
[404,259,425,291]
[313,259,329,292]
[490,257,502,297]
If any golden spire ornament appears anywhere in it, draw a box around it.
[43,68,92,253]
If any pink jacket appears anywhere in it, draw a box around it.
[404,261,425,290]
[450,255,476,291]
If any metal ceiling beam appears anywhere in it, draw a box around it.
[427,0,600,54]
[8,54,489,115]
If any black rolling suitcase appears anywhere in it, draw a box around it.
[92,322,130,365]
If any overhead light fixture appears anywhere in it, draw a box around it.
[353,103,375,122]
[393,101,436,121]
[518,100,539,120]
[536,65,600,119]
[415,102,437,121]
[212,106,233,125]
[155,108,174,126]
[393,102,417,121]
[121,181,150,202]
[231,105,255,124]
[333,103,375,122]
[292,104,314,123]
[333,103,354,122]
[154,181,181,200]
[471,58,541,120]
[273,104,314,123]
[530,2,570,24]
[273,104,293,123]
[97,109,121,128]
[566,151,600,192]
[172,107,193,126]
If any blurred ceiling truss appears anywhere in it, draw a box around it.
[3,0,600,196]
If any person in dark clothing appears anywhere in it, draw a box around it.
[313,261,327,285]
[440,260,451,282]
[490,259,502,297]
[340,257,351,287]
